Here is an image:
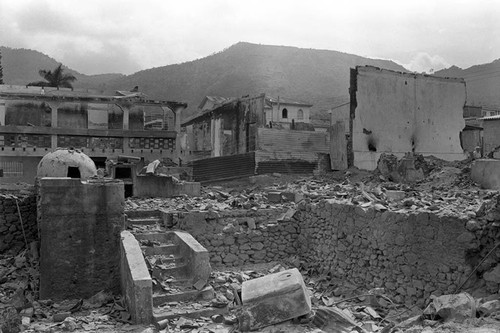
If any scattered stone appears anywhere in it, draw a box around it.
[424,293,476,322]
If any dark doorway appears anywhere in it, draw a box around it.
[124,184,133,198]
[67,167,81,178]
[115,167,132,179]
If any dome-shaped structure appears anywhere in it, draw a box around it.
[37,149,97,180]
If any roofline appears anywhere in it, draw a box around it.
[0,85,187,109]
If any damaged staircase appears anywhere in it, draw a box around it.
[122,210,227,325]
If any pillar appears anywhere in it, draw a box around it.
[47,101,60,150]
[38,178,125,300]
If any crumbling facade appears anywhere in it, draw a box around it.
[0,85,186,184]
[181,94,329,181]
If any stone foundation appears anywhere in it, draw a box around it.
[167,208,299,266]
[0,192,37,253]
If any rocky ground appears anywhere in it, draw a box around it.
[3,155,500,332]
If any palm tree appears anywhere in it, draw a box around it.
[28,63,76,88]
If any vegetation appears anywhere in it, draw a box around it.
[28,63,76,88]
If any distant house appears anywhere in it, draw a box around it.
[180,93,330,181]
[264,96,312,127]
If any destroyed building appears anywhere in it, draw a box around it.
[181,93,329,182]
[0,84,187,188]
[4,65,500,333]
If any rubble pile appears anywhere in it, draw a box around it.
[125,155,482,220]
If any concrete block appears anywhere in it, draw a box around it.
[267,192,282,203]
[471,159,500,189]
[281,192,295,202]
[173,231,211,286]
[239,268,311,331]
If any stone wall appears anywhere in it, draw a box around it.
[296,199,500,306]
[167,197,500,306]
[38,178,125,300]
[0,192,37,253]
[168,208,299,266]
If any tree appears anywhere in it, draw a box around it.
[28,63,76,88]
[0,50,4,84]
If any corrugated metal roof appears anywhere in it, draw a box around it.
[265,96,313,107]
[481,115,500,120]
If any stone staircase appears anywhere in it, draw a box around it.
[124,210,227,325]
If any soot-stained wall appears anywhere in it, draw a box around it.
[350,66,467,170]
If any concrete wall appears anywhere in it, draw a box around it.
[133,175,201,197]
[38,178,124,300]
[0,192,37,253]
[461,129,482,153]
[0,156,42,184]
[482,120,500,155]
[351,66,467,170]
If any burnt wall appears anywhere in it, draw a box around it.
[0,192,37,253]
[38,178,125,300]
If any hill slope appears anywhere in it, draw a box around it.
[1,42,407,120]
[0,46,124,91]
[435,59,500,107]
[104,42,407,119]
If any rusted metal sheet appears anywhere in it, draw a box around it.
[256,160,317,174]
[188,152,255,182]
[257,128,329,153]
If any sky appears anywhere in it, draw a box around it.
[1,0,499,75]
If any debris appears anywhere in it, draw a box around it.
[53,311,72,322]
[312,306,366,332]
[423,293,476,322]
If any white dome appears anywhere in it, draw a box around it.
[37,149,97,179]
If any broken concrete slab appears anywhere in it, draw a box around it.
[238,268,311,331]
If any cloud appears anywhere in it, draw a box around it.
[59,40,141,75]
[403,53,451,74]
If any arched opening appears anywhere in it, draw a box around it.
[282,108,288,119]
[297,109,304,120]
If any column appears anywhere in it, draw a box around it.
[47,101,60,150]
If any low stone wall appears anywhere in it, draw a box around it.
[167,197,500,306]
[296,199,500,306]
[168,208,300,266]
[0,192,37,253]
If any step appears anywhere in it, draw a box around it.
[127,217,162,226]
[125,209,162,219]
[153,285,215,306]
[134,233,176,244]
[153,303,229,322]
[151,262,189,280]
[141,244,179,256]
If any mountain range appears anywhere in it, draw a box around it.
[1,43,499,121]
